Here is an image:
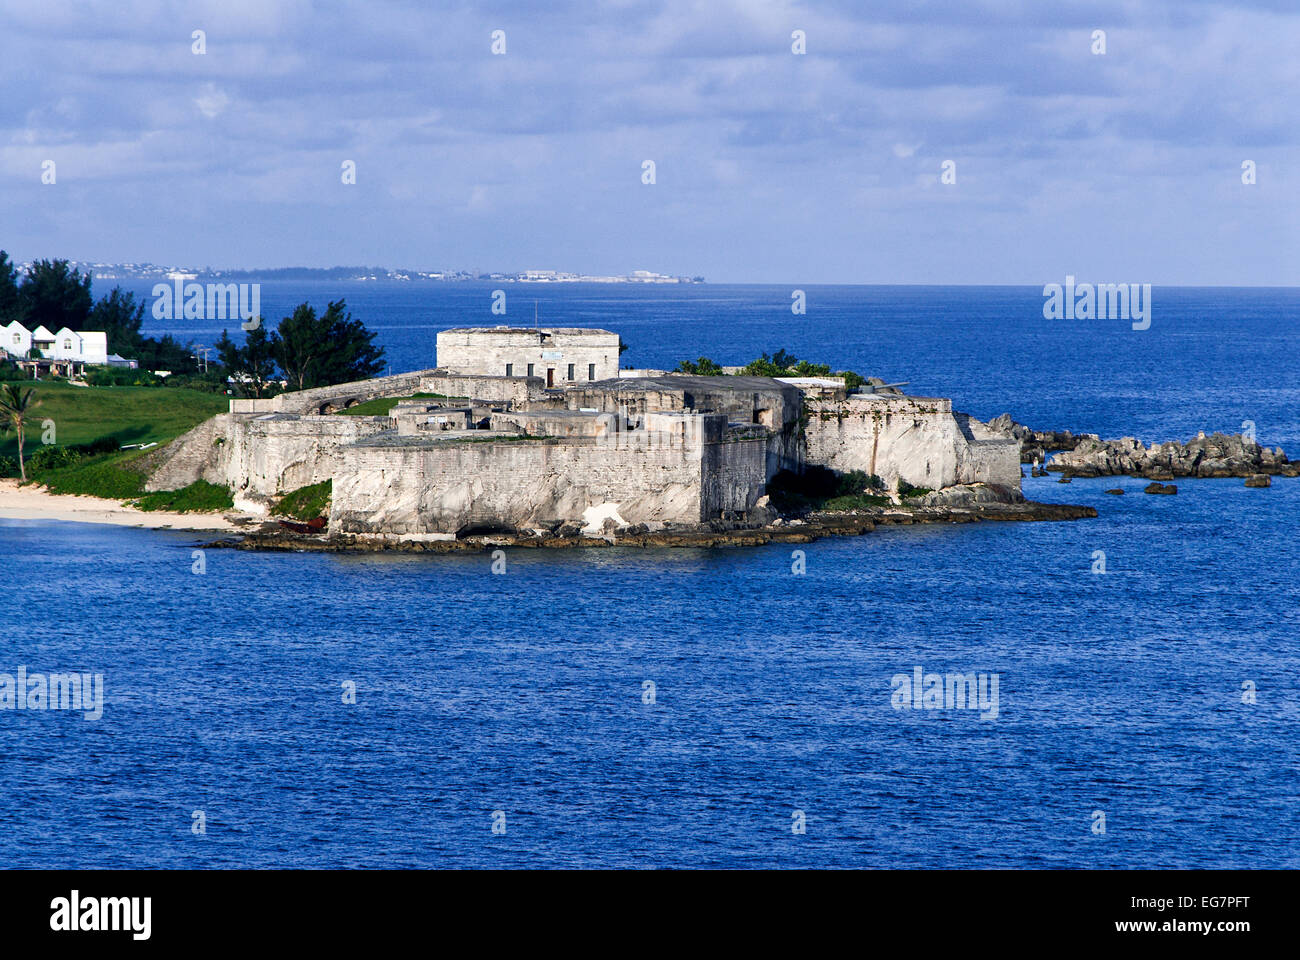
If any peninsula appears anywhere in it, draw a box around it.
[133,325,1096,551]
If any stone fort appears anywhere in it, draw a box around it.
[147,326,1019,538]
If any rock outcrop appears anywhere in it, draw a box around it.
[985,414,1086,464]
[1047,432,1296,479]
[916,482,1024,508]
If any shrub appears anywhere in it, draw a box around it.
[78,436,121,456]
[29,445,81,472]
[766,467,890,514]
[0,455,16,478]
[132,480,234,513]
[84,367,163,388]
[271,480,332,520]
[897,479,934,499]
[675,357,725,376]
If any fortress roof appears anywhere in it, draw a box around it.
[441,326,617,336]
[588,374,799,393]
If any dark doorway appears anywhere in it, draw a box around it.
[547,368,555,388]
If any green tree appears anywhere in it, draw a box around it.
[0,384,39,482]
[216,323,276,397]
[0,251,21,325]
[17,259,93,331]
[132,333,197,372]
[272,300,385,391]
[675,356,725,375]
[88,286,146,355]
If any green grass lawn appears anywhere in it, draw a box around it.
[336,393,463,416]
[2,381,233,509]
[34,448,152,498]
[0,381,228,461]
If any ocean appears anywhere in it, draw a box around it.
[1,283,1297,868]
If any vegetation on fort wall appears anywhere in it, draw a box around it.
[767,467,890,513]
[272,480,332,520]
[897,479,934,499]
[132,480,234,513]
[335,393,460,416]
[676,349,866,389]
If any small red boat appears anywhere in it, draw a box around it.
[277,516,327,534]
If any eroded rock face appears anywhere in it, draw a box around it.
[1048,432,1296,479]
[984,414,1087,464]
[916,482,1025,508]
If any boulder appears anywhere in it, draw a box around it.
[1104,488,1124,495]
[1244,474,1271,488]
[1144,482,1177,495]
[1049,431,1289,480]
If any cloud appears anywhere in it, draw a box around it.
[0,0,1294,282]
[193,83,231,119]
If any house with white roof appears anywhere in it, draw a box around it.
[52,327,108,364]
[3,320,31,359]
[0,320,114,374]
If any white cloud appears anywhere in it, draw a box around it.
[194,84,231,119]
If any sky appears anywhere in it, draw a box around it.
[1,0,1297,284]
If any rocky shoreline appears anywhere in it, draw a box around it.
[202,498,1097,554]
[1046,432,1296,479]
[985,414,1086,464]
[984,417,1297,480]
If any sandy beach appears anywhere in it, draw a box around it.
[0,479,244,531]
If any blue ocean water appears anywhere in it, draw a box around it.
[1,284,1298,868]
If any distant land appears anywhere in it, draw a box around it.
[21,261,705,285]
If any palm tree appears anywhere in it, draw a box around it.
[0,383,39,482]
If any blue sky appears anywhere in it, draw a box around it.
[1,0,1296,283]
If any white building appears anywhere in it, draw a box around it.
[436,327,622,387]
[1,320,110,365]
[3,320,31,359]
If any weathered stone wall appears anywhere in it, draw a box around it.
[803,395,1021,491]
[418,372,548,406]
[331,432,713,535]
[436,327,620,383]
[146,411,391,501]
[804,395,958,488]
[223,415,392,502]
[229,369,437,416]
[142,413,233,492]
[702,433,769,516]
[953,415,1023,487]
[490,410,612,438]
[563,375,804,480]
